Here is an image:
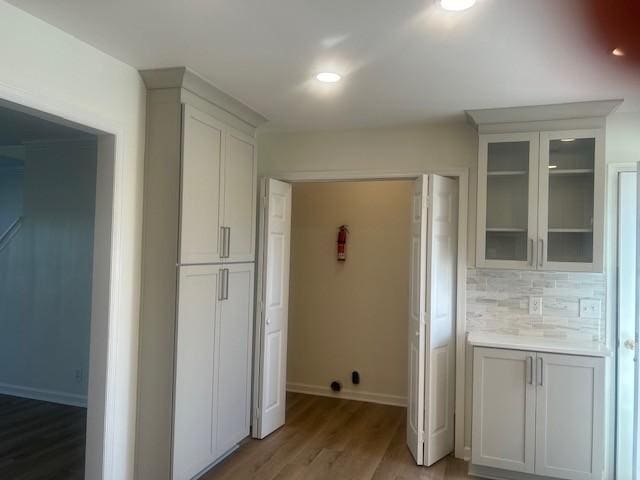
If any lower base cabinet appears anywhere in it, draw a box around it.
[471,347,604,480]
[173,263,254,480]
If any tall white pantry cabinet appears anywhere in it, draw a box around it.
[135,68,267,480]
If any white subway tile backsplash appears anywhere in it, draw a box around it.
[466,268,606,343]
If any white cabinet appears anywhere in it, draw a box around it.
[471,347,605,480]
[472,348,535,473]
[173,266,221,480]
[215,263,254,455]
[136,67,265,480]
[535,353,605,480]
[477,129,604,272]
[180,105,257,265]
[172,264,255,479]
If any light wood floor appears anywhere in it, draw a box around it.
[0,394,86,480]
[203,392,470,480]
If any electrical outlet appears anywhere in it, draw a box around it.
[74,368,83,384]
[529,296,542,316]
[580,299,601,319]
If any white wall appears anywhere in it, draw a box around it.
[0,2,146,479]
[287,181,413,404]
[0,140,96,406]
[606,112,640,165]
[258,122,478,264]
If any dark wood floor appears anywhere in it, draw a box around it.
[0,394,86,480]
[203,392,470,480]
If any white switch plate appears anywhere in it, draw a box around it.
[529,296,542,316]
[580,298,601,319]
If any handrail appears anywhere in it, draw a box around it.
[0,216,24,253]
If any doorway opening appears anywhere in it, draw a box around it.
[0,99,115,479]
[253,174,461,467]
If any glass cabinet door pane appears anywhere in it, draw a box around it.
[485,141,530,261]
[546,137,595,263]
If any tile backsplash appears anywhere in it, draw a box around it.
[466,268,606,343]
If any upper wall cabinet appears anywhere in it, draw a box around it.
[468,100,621,272]
[180,105,257,265]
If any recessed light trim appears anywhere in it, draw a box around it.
[612,48,625,57]
[316,72,342,83]
[560,138,575,142]
[440,0,476,11]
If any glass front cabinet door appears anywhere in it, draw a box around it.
[477,129,604,272]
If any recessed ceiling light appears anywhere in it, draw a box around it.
[440,0,476,11]
[560,138,575,142]
[612,48,625,57]
[316,72,341,83]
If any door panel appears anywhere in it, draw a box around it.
[173,265,220,480]
[535,353,604,480]
[254,179,292,439]
[424,175,458,465]
[538,129,604,272]
[477,132,539,269]
[407,175,428,465]
[179,105,224,265]
[472,347,536,473]
[216,264,254,455]
[223,130,257,262]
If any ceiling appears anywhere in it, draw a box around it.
[7,0,640,131]
[0,105,94,146]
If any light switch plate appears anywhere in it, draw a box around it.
[529,296,542,316]
[580,298,601,319]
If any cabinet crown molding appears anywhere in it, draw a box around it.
[465,99,622,132]
[139,66,268,129]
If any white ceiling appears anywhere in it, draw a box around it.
[7,0,640,131]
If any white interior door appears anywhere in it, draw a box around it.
[617,170,637,479]
[253,178,292,439]
[407,174,428,465]
[424,174,458,466]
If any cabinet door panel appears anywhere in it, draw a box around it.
[180,105,224,264]
[535,353,604,480]
[538,130,604,272]
[472,347,536,473]
[222,129,256,263]
[216,263,254,455]
[173,265,220,480]
[477,133,539,269]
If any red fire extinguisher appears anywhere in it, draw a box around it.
[337,225,349,262]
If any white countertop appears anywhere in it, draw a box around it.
[467,332,611,357]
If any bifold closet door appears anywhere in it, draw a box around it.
[180,105,225,265]
[173,265,221,480]
[254,178,292,439]
[216,263,255,455]
[222,129,257,263]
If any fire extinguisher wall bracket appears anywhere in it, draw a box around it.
[337,225,349,262]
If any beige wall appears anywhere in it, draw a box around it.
[0,2,146,478]
[287,180,413,402]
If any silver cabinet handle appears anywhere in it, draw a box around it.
[537,357,543,386]
[220,227,227,258]
[224,268,229,300]
[526,356,533,385]
[225,227,231,258]
[528,238,534,266]
[218,268,225,301]
[539,238,544,267]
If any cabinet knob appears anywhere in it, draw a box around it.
[624,339,636,351]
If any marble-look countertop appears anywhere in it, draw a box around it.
[467,332,611,357]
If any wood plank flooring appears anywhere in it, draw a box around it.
[0,394,86,480]
[203,392,471,480]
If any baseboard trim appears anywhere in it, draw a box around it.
[286,382,407,407]
[0,382,87,407]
